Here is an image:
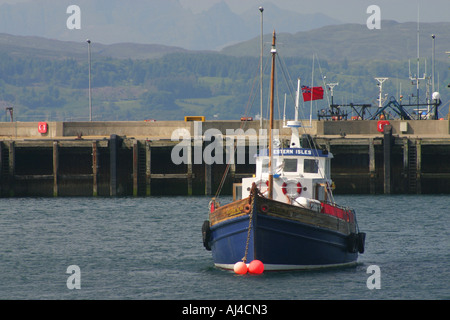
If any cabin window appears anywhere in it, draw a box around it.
[284,158,298,172]
[304,159,319,173]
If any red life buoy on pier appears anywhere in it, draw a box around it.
[377,120,390,133]
[38,122,48,134]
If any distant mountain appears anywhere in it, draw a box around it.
[221,21,450,62]
[1,20,449,65]
[0,33,187,60]
[0,0,341,50]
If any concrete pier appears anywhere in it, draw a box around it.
[0,119,449,196]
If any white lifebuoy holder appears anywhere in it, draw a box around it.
[281,180,302,197]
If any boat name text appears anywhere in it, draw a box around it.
[273,149,312,156]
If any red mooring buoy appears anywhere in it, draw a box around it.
[248,260,264,274]
[234,261,248,274]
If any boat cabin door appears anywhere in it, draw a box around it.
[315,182,330,202]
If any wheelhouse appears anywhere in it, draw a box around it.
[240,148,334,204]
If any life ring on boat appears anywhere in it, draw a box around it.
[281,180,302,196]
[260,204,269,213]
[243,204,251,213]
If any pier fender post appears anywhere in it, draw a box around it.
[383,125,393,194]
[52,141,59,197]
[109,134,123,196]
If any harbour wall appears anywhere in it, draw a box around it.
[0,120,449,196]
[0,119,448,138]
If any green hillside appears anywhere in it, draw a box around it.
[0,22,449,122]
[222,21,450,63]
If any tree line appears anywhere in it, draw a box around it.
[0,51,447,121]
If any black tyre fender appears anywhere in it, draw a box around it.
[357,232,366,254]
[202,220,212,251]
[346,233,358,253]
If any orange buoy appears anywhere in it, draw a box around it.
[248,260,264,274]
[234,261,248,274]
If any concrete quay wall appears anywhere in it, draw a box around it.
[317,119,450,136]
[0,119,448,139]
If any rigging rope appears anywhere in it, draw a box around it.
[213,49,337,205]
[276,52,337,204]
[214,54,271,199]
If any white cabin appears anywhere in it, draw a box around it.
[239,147,333,208]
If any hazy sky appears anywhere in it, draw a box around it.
[180,0,450,23]
[0,0,448,24]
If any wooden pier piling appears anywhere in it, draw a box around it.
[92,141,99,196]
[369,138,376,194]
[145,141,151,196]
[109,134,118,196]
[383,125,392,194]
[53,141,58,197]
[0,119,449,196]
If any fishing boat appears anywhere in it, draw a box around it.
[202,31,365,271]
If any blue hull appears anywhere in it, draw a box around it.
[208,198,360,271]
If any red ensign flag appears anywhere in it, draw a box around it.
[301,86,324,102]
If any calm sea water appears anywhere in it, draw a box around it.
[0,194,448,300]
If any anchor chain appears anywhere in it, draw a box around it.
[242,183,257,263]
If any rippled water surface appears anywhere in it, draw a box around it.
[0,195,448,300]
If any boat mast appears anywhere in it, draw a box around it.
[259,6,264,129]
[295,78,300,121]
[268,30,276,199]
